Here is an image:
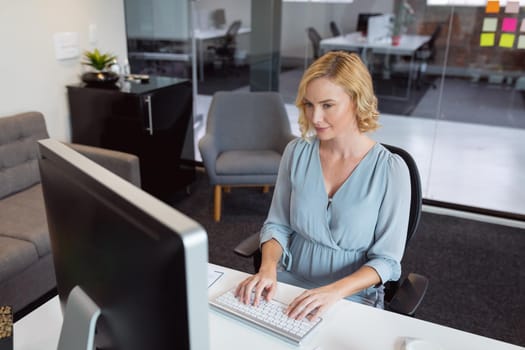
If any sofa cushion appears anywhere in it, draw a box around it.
[0,184,50,257]
[0,112,49,199]
[0,236,38,283]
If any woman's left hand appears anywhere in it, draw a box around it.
[285,285,343,321]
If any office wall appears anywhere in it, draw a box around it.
[281,2,394,58]
[0,0,127,141]
[195,0,251,29]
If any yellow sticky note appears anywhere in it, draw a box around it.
[480,33,495,46]
[499,33,515,48]
[518,35,525,49]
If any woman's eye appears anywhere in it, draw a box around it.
[304,102,313,109]
[323,104,332,109]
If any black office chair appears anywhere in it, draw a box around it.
[329,21,341,37]
[234,143,428,317]
[208,20,242,72]
[414,24,442,89]
[307,27,322,60]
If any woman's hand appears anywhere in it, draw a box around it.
[285,285,343,321]
[234,266,277,306]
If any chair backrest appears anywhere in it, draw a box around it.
[329,21,341,37]
[417,24,442,61]
[427,24,442,49]
[0,112,49,199]
[205,91,293,153]
[224,20,242,45]
[307,27,322,60]
[381,144,422,245]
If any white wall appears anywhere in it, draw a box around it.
[0,0,127,141]
[195,0,251,30]
[281,1,394,58]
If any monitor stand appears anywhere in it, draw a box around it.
[57,286,101,350]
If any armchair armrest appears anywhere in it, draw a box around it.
[233,232,259,257]
[386,273,429,316]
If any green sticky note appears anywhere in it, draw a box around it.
[499,33,515,48]
[482,18,498,32]
[480,33,495,46]
[518,35,525,49]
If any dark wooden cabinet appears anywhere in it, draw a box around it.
[67,76,195,200]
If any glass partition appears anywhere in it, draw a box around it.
[123,0,525,217]
[280,0,525,217]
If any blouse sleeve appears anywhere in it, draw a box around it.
[259,139,297,265]
[364,154,411,284]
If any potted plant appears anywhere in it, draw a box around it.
[81,48,119,85]
[391,0,415,46]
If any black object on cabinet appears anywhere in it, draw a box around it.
[67,77,195,200]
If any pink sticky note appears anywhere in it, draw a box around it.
[505,1,520,14]
[502,18,518,32]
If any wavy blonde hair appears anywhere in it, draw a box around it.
[295,51,380,138]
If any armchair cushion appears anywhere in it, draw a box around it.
[216,150,282,175]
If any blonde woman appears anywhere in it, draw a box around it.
[236,51,410,321]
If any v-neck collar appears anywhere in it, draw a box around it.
[315,139,378,202]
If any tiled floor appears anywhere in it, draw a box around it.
[194,94,525,218]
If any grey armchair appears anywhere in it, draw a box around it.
[198,91,295,222]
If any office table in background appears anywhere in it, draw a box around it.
[320,32,430,99]
[14,264,522,350]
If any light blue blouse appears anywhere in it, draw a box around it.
[260,137,410,306]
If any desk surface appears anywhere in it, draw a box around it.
[320,32,430,55]
[14,264,522,350]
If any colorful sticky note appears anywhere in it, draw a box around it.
[485,0,500,13]
[521,19,525,33]
[480,33,495,46]
[505,1,520,14]
[499,33,515,48]
[518,35,525,49]
[502,18,518,32]
[482,18,498,32]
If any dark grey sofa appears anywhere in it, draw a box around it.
[0,112,141,316]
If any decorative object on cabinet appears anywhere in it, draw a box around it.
[80,48,119,86]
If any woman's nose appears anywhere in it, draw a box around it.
[311,107,323,124]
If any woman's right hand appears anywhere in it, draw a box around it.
[234,266,277,307]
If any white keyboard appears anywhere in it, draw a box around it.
[209,289,322,345]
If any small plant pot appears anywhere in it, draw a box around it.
[391,35,401,46]
[81,71,119,86]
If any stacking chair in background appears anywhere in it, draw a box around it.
[198,91,296,222]
[307,27,323,61]
[330,21,341,37]
[208,20,242,73]
[414,24,442,89]
[234,143,428,316]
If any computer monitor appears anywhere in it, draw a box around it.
[38,139,209,350]
[357,13,382,36]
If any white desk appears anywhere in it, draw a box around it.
[320,32,430,56]
[14,264,523,350]
[194,27,250,81]
[320,32,430,100]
